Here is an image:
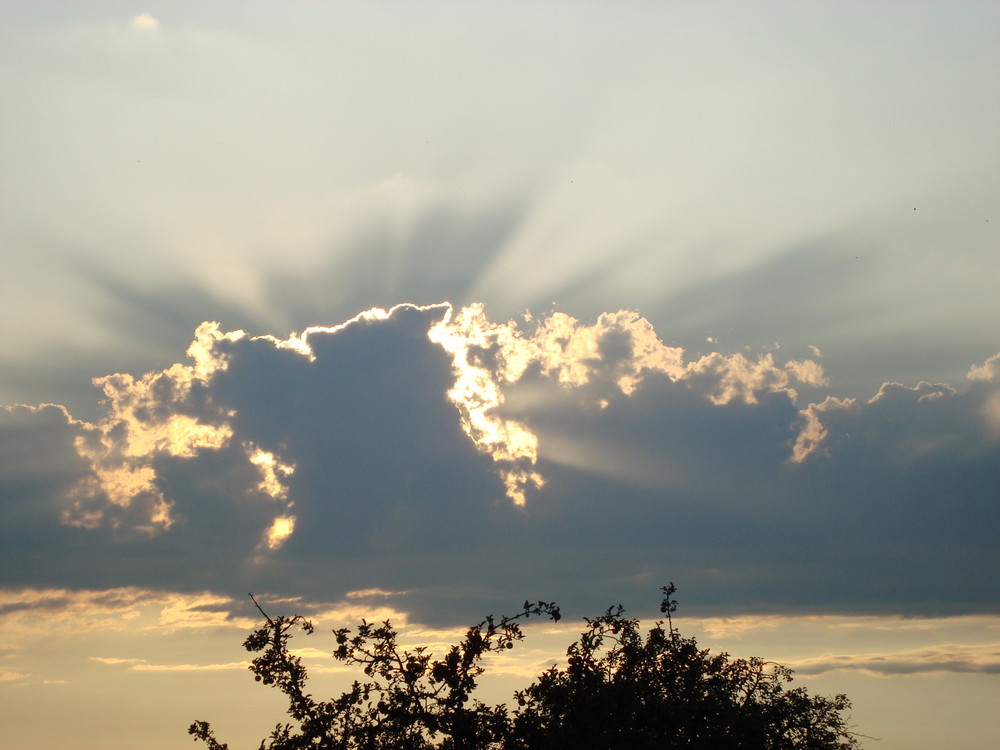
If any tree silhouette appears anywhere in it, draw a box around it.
[189,585,863,749]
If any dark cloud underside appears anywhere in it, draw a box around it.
[2,304,998,624]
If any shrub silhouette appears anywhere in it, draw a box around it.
[189,585,862,749]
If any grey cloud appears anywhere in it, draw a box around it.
[0,403,92,540]
[0,305,515,607]
[1,305,998,626]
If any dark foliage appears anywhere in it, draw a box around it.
[189,585,862,749]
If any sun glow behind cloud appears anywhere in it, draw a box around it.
[8,301,997,563]
[428,304,543,506]
[428,302,832,503]
[429,304,827,506]
[2,3,999,748]
[3,300,998,625]
[2,304,999,743]
[2,298,999,750]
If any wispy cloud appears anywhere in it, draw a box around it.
[91,656,246,672]
[791,643,1000,676]
[89,656,145,666]
[0,588,258,645]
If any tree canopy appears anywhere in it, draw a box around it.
[189,585,863,749]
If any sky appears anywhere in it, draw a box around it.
[1,2,999,748]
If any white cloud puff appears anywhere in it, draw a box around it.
[131,12,159,29]
[968,352,1000,381]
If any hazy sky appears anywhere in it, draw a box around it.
[2,3,999,749]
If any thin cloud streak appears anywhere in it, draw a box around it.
[790,643,1000,677]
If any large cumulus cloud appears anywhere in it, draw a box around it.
[1,303,997,623]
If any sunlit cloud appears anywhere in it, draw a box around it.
[677,614,1000,677]
[3,4,998,747]
[0,589,256,646]
[89,656,144,666]
[307,602,414,629]
[791,376,998,464]
[8,302,829,532]
[791,643,1000,676]
[784,358,828,388]
[63,322,243,534]
[429,302,825,503]
[131,12,159,30]
[686,613,1000,639]
[246,445,296,551]
[263,515,296,551]
[156,593,257,631]
[134,661,246,672]
[2,303,999,622]
[0,587,167,633]
[0,587,416,645]
[968,352,1000,381]
[345,588,410,600]
[92,656,247,672]
[790,396,855,463]
[246,444,295,501]
[429,304,542,506]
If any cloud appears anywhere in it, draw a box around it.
[89,656,145,666]
[0,404,93,520]
[791,643,1000,676]
[92,657,247,672]
[1,304,999,624]
[432,303,826,503]
[0,588,259,642]
[969,352,1000,381]
[792,378,997,465]
[131,13,159,30]
[676,612,1000,677]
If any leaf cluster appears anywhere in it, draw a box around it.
[190,595,560,750]
[189,586,863,750]
[508,585,861,750]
